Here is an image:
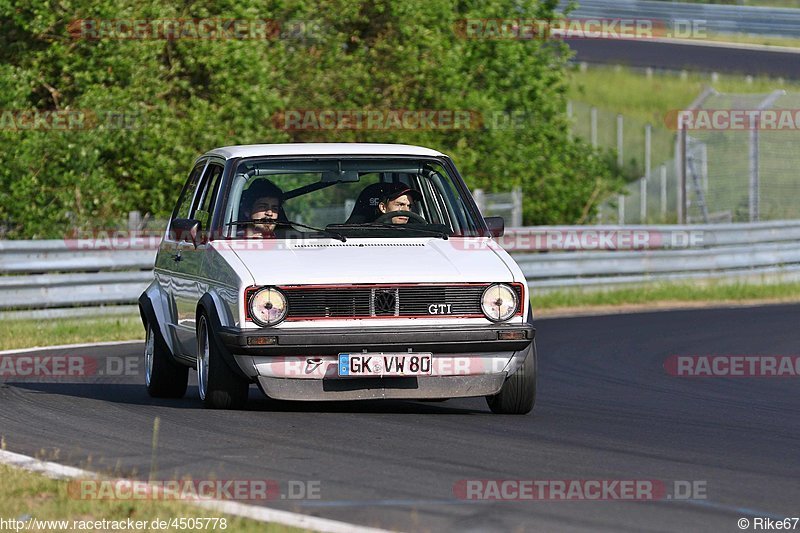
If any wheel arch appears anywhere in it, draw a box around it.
[196,291,252,382]
[138,281,179,363]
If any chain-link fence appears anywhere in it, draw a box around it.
[683,91,800,223]
[570,101,679,224]
[576,89,800,224]
[596,162,682,225]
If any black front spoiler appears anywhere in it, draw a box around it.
[217,323,535,356]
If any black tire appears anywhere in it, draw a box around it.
[197,313,249,410]
[144,322,189,398]
[486,341,537,415]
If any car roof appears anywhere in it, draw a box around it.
[203,143,446,160]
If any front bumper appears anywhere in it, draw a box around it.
[250,340,537,401]
[256,373,507,401]
[217,323,535,356]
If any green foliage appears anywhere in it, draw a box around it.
[0,0,622,237]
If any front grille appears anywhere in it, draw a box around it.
[281,284,502,320]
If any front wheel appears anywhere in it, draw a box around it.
[486,342,537,415]
[144,322,188,398]
[197,313,249,409]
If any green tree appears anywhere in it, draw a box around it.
[0,0,622,238]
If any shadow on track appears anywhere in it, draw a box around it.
[3,382,487,415]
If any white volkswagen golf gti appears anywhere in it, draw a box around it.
[139,143,536,413]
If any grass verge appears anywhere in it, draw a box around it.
[533,280,800,315]
[696,31,800,49]
[0,463,301,533]
[0,315,143,351]
[568,65,800,126]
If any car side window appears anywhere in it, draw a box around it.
[192,163,224,231]
[172,161,207,222]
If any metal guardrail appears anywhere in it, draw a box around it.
[1,220,799,317]
[506,221,800,289]
[0,240,156,317]
[562,0,800,38]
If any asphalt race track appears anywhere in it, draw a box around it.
[1,305,799,532]
[565,38,800,79]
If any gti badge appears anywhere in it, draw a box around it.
[428,303,452,314]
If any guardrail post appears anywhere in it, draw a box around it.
[616,114,623,167]
[643,124,651,223]
[128,211,142,231]
[677,127,686,224]
[675,127,682,224]
[473,188,485,214]
[511,187,523,227]
[645,124,651,182]
[618,194,625,225]
[640,177,647,223]
[749,126,759,222]
[591,107,598,148]
[660,165,667,220]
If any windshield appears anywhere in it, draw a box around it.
[222,158,481,239]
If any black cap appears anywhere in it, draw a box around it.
[380,184,422,203]
[242,179,283,206]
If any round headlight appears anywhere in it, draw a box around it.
[481,284,518,322]
[249,287,288,326]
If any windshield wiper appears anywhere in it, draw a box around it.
[330,223,449,240]
[226,218,347,242]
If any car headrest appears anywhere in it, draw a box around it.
[344,183,388,224]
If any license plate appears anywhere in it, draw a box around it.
[338,353,433,377]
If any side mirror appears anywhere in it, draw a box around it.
[170,218,202,248]
[484,216,505,238]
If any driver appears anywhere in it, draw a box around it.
[240,179,283,238]
[377,184,422,224]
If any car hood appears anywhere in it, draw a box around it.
[216,237,515,285]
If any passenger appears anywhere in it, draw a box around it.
[241,180,283,238]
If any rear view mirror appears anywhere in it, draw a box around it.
[170,218,202,247]
[321,170,360,182]
[484,216,504,238]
